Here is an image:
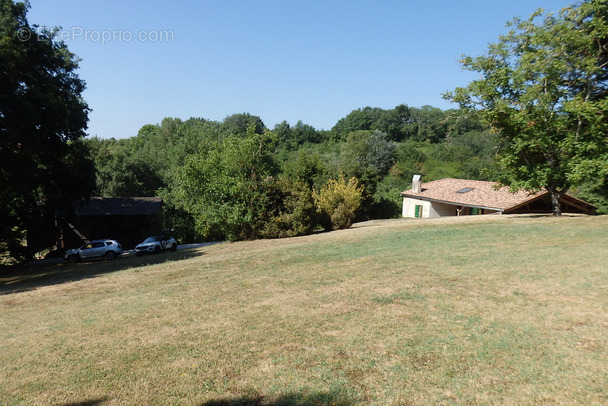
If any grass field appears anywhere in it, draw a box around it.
[1,215,607,406]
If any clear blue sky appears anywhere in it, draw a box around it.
[27,0,575,139]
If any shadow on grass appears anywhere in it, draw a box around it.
[0,247,206,295]
[47,392,355,406]
[199,392,356,406]
[57,398,109,406]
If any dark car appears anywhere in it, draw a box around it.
[63,239,123,263]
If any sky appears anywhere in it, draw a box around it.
[26,0,576,139]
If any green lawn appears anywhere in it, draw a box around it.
[1,215,607,405]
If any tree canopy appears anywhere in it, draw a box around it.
[0,0,93,260]
[173,127,279,240]
[445,0,608,215]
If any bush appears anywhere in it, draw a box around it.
[260,178,318,238]
[330,203,356,229]
[314,175,365,230]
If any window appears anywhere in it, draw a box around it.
[457,187,475,194]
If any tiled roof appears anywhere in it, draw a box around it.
[75,197,163,216]
[400,178,544,211]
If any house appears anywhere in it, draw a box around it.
[401,176,596,218]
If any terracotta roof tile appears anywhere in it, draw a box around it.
[400,178,544,211]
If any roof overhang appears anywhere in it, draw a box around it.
[503,192,597,214]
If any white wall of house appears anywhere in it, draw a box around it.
[402,197,427,218]
[402,197,459,218]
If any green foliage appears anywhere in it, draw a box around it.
[282,149,327,189]
[340,130,396,177]
[339,130,372,177]
[313,175,365,230]
[259,178,318,238]
[365,130,397,174]
[174,128,279,241]
[330,104,482,143]
[1,0,93,260]
[409,105,449,143]
[157,189,197,244]
[571,176,608,214]
[85,117,225,239]
[222,113,265,135]
[84,101,606,241]
[336,130,396,219]
[85,98,606,242]
[92,149,163,197]
[369,174,408,219]
[274,120,326,150]
[331,104,420,142]
[445,0,608,215]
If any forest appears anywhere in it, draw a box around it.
[83,105,606,244]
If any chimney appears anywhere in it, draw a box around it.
[412,174,422,194]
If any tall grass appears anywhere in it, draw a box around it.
[1,215,607,405]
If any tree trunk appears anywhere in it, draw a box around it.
[549,189,562,216]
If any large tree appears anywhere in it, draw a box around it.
[445,0,608,215]
[173,127,279,241]
[1,0,93,260]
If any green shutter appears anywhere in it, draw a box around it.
[415,205,423,218]
[470,207,479,215]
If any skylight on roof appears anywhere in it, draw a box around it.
[457,187,475,194]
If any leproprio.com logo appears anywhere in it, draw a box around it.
[17,26,175,45]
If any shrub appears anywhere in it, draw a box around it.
[314,175,365,230]
[260,178,319,238]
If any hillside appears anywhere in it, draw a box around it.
[1,215,607,405]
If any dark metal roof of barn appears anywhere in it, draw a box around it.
[75,197,163,216]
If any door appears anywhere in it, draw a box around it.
[415,205,423,218]
[81,241,105,259]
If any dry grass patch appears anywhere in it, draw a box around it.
[1,215,607,405]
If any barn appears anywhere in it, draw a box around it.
[60,197,164,249]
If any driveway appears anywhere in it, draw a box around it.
[122,241,221,256]
[32,241,223,265]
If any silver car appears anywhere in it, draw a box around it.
[63,239,123,263]
[134,234,178,256]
